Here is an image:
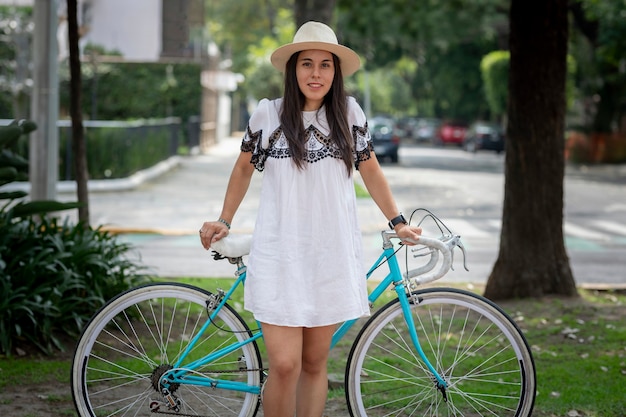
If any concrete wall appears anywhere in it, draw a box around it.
[82,0,162,61]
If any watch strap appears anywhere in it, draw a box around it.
[388,213,408,229]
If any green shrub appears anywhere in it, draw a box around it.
[58,61,202,123]
[57,119,177,180]
[0,215,151,355]
[0,120,153,356]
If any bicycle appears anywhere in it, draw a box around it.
[71,209,536,416]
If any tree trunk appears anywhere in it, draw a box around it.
[294,0,336,26]
[484,0,577,300]
[67,0,90,223]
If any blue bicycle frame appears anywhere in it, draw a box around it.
[162,235,447,396]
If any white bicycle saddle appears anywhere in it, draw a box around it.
[210,234,253,258]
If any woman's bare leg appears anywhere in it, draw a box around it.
[296,325,336,417]
[261,323,303,417]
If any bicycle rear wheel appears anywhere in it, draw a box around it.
[71,282,263,417]
[345,287,536,416]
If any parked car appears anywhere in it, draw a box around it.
[395,117,419,140]
[369,116,400,163]
[434,120,468,146]
[396,117,440,143]
[414,118,441,143]
[463,121,505,153]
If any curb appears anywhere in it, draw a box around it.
[99,225,196,236]
[0,155,183,194]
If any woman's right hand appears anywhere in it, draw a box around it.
[199,221,230,250]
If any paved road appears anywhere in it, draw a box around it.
[54,137,626,287]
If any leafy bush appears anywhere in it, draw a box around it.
[0,120,152,355]
[57,119,177,180]
[58,61,202,122]
[0,215,151,355]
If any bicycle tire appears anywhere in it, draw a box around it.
[71,282,263,417]
[345,287,536,416]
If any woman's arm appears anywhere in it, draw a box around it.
[357,154,422,243]
[199,151,255,249]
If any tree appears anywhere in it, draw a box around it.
[294,0,336,26]
[0,7,33,120]
[205,0,291,72]
[484,0,577,300]
[569,0,626,133]
[66,0,89,223]
[337,0,508,119]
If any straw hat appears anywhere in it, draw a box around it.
[270,21,361,76]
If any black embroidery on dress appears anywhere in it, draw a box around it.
[353,122,373,170]
[243,126,266,171]
[248,125,353,171]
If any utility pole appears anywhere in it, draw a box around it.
[199,41,220,153]
[30,0,59,200]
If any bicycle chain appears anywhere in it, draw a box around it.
[205,367,268,374]
[149,367,267,416]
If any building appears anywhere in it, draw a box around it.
[1,0,238,149]
[0,0,205,62]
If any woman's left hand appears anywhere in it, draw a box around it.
[395,224,422,246]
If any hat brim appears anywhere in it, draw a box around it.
[270,41,361,76]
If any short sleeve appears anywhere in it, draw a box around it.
[347,97,373,169]
[241,98,281,171]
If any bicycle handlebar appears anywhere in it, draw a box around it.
[211,228,467,286]
[382,231,465,286]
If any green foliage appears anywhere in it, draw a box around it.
[0,215,152,355]
[238,9,293,101]
[57,61,202,122]
[0,120,153,356]
[569,0,626,132]
[0,6,34,119]
[580,0,626,67]
[354,65,415,117]
[481,50,509,118]
[206,0,294,72]
[337,0,507,120]
[57,119,176,180]
[481,51,578,121]
[244,62,284,101]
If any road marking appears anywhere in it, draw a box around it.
[591,220,626,236]
[487,219,502,231]
[564,221,612,241]
[438,219,491,238]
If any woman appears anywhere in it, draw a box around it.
[199,21,422,417]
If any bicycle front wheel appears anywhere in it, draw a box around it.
[71,282,263,417]
[345,287,536,416]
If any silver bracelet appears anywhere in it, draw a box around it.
[217,218,231,229]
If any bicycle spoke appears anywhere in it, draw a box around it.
[72,283,262,417]
[346,288,536,416]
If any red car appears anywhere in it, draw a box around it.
[434,120,468,146]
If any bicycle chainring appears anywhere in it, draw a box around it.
[151,364,180,393]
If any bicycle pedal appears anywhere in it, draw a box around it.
[149,400,162,411]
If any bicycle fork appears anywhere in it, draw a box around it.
[395,282,449,402]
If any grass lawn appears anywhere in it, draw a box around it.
[1,278,624,417]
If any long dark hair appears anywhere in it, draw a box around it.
[280,52,354,175]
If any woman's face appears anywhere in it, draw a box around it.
[296,49,335,111]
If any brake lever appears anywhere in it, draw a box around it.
[440,235,469,272]
[455,237,470,271]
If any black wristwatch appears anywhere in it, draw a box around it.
[388,213,408,230]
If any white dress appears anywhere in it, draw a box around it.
[242,97,372,327]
